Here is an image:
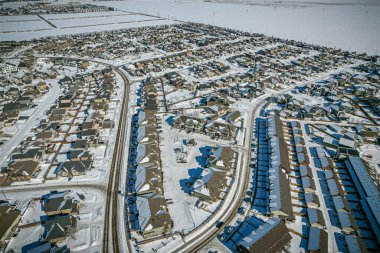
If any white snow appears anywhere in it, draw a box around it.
[0,15,41,22]
[94,0,380,55]
[48,14,161,29]
[158,114,217,233]
[0,20,51,32]
[0,16,179,41]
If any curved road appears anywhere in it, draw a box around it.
[174,87,294,253]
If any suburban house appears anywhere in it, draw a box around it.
[56,160,92,177]
[6,160,40,181]
[43,215,77,243]
[42,191,79,216]
[135,193,172,239]
[0,202,21,247]
[192,167,227,203]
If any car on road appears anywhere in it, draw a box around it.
[216,221,224,228]
[238,207,246,214]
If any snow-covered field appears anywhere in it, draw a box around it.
[0,19,51,32]
[41,10,133,20]
[0,10,178,41]
[45,13,161,28]
[0,15,40,22]
[94,0,380,55]
[0,19,178,41]
[158,115,217,232]
[1,0,378,54]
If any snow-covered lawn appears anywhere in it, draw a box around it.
[158,114,215,233]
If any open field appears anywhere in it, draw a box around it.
[0,10,177,41]
[46,13,162,29]
[0,19,50,32]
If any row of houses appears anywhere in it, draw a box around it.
[250,113,331,252]
[0,202,21,249]
[125,51,197,77]
[172,114,238,140]
[190,36,272,61]
[256,44,312,61]
[138,27,200,53]
[266,114,293,218]
[0,59,51,130]
[127,80,172,239]
[283,121,330,252]
[0,67,117,184]
[222,216,292,253]
[40,191,79,244]
[279,65,380,125]
[315,146,379,251]
[188,60,230,79]
[1,2,111,15]
[162,71,198,91]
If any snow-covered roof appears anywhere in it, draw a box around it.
[136,144,147,164]
[345,157,378,197]
[345,235,363,253]
[366,196,380,230]
[326,178,339,196]
[337,210,354,230]
[307,208,323,226]
[135,193,171,232]
[135,165,161,194]
[332,196,346,211]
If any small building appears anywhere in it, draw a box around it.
[6,160,40,181]
[302,176,316,193]
[345,234,367,253]
[0,202,21,246]
[226,110,242,124]
[43,215,77,243]
[135,193,172,238]
[26,242,70,253]
[305,192,320,208]
[11,148,43,162]
[207,145,235,171]
[307,208,325,228]
[337,210,357,233]
[237,218,291,253]
[56,160,92,177]
[308,227,328,253]
[132,125,157,145]
[42,191,79,216]
[192,167,227,203]
[133,164,162,195]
